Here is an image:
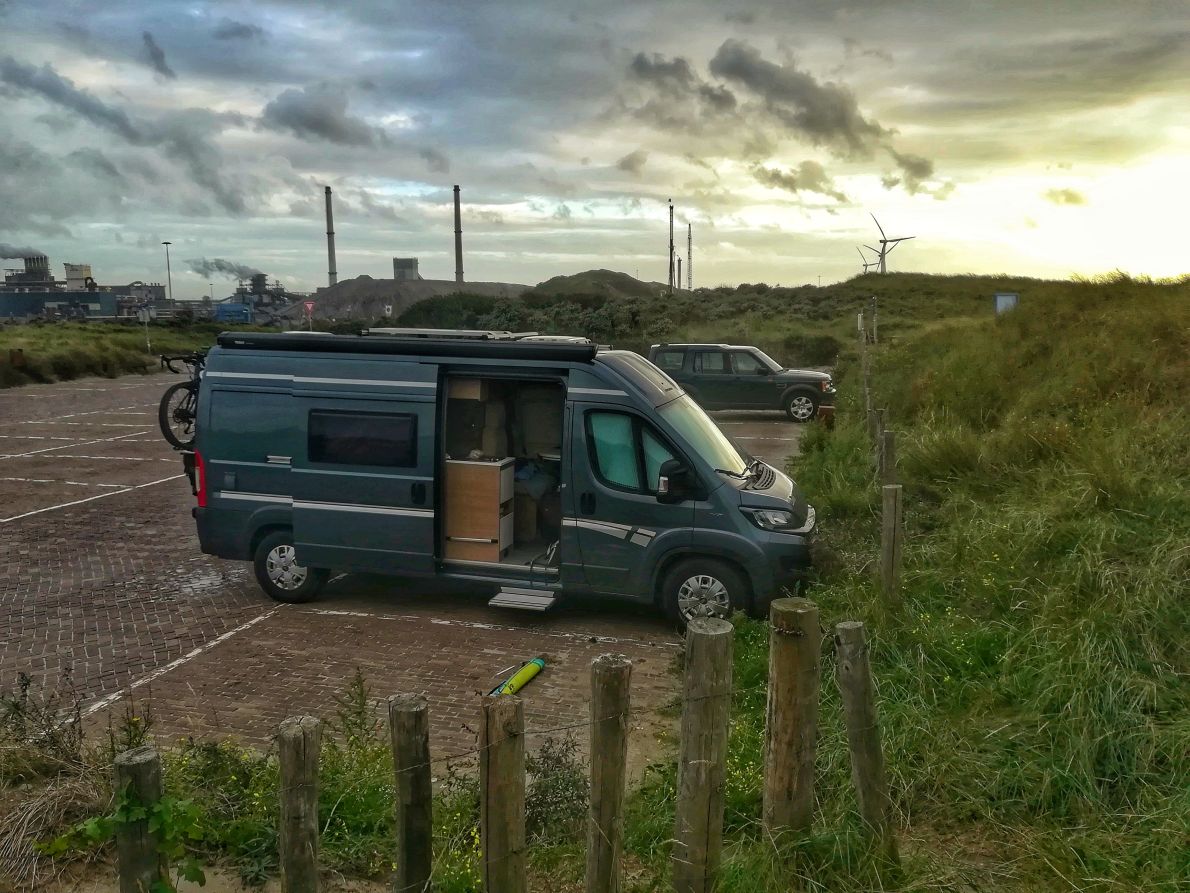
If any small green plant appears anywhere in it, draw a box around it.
[525,736,588,843]
[41,784,207,892]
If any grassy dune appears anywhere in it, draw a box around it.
[650,278,1188,890]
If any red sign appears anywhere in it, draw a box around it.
[303,301,315,315]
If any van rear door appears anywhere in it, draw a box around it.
[291,364,437,575]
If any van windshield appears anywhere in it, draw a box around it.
[657,395,748,476]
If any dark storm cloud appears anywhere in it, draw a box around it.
[617,149,648,174]
[417,147,450,173]
[262,84,386,147]
[1044,188,1086,205]
[752,161,848,202]
[0,55,145,143]
[141,32,176,80]
[67,148,124,182]
[212,19,266,42]
[887,148,935,193]
[186,257,261,280]
[709,39,887,156]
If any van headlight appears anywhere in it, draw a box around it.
[743,507,812,532]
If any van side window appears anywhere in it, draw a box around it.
[587,412,676,494]
[693,351,728,374]
[308,410,417,467]
[655,350,685,372]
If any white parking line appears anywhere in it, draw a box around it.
[0,434,80,441]
[308,608,683,650]
[0,473,185,523]
[0,430,149,460]
[80,608,282,719]
[54,454,177,463]
[0,477,127,489]
[15,421,150,427]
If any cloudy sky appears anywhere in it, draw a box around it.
[2,0,1188,297]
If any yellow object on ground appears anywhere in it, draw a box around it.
[490,657,545,695]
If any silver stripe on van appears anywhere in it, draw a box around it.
[295,500,434,518]
[568,387,627,397]
[294,377,436,388]
[217,491,292,504]
[206,371,435,389]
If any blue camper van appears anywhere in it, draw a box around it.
[187,329,816,629]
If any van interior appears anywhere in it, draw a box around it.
[441,377,564,569]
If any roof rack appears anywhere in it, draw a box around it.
[362,327,543,340]
[216,331,599,362]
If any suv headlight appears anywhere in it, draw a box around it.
[743,507,813,532]
[821,379,833,392]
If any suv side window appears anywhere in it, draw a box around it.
[732,351,767,375]
[655,350,685,372]
[587,411,677,494]
[693,351,729,374]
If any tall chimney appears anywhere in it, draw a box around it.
[687,223,692,290]
[667,199,674,295]
[324,186,337,287]
[453,185,464,284]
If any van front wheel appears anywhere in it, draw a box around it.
[661,558,749,633]
[253,530,327,603]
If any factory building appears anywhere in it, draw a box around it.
[1,257,168,320]
[393,257,422,281]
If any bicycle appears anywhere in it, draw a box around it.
[158,351,207,449]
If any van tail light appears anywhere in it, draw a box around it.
[194,450,207,507]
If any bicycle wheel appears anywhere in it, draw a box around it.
[159,381,198,449]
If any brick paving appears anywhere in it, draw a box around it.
[0,373,803,763]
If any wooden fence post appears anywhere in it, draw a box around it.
[586,654,632,893]
[481,695,526,893]
[672,618,733,893]
[862,353,872,415]
[880,485,904,609]
[279,716,322,893]
[871,297,879,344]
[762,598,820,835]
[114,745,166,893]
[878,429,897,485]
[835,622,898,864]
[388,695,432,893]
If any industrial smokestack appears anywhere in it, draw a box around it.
[324,186,337,287]
[667,199,674,296]
[453,185,463,284]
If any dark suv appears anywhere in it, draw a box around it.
[647,343,835,422]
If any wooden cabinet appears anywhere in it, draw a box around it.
[444,458,513,562]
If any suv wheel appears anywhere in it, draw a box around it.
[253,530,327,603]
[784,390,819,423]
[661,557,749,633]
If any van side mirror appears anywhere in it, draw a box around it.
[657,458,691,503]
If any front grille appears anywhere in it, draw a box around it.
[752,464,775,489]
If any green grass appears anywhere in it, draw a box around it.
[0,321,267,388]
[676,278,1189,890]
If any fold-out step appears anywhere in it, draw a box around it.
[488,587,557,611]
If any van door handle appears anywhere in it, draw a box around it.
[411,482,426,505]
[580,492,595,514]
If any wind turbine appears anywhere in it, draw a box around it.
[869,213,915,273]
[857,246,879,274]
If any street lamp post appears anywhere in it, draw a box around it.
[162,241,173,304]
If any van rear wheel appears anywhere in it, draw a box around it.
[661,558,749,633]
[253,530,327,603]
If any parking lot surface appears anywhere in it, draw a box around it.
[1,374,806,761]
